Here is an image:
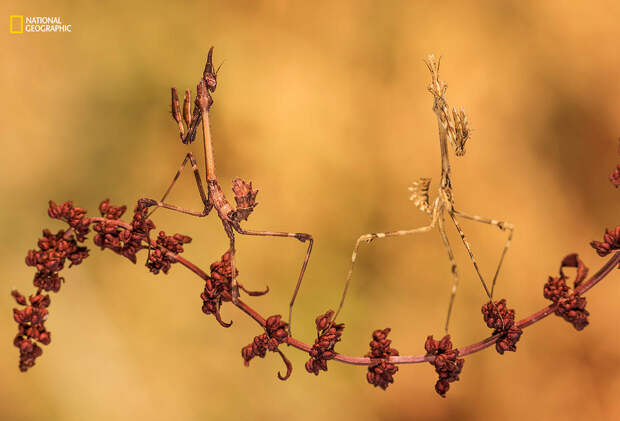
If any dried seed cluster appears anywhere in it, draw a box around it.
[12,291,51,372]
[305,310,345,375]
[48,200,90,241]
[590,226,620,258]
[365,328,399,390]
[14,201,92,371]
[13,199,196,372]
[241,315,292,380]
[425,335,464,397]
[26,228,89,292]
[200,251,268,325]
[481,299,523,354]
[543,254,590,331]
[201,251,237,327]
[94,200,155,264]
[147,231,192,274]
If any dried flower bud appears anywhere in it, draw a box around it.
[424,335,464,397]
[47,201,90,241]
[543,254,590,330]
[241,314,290,380]
[481,299,523,355]
[365,328,399,390]
[306,310,344,376]
[590,226,620,257]
[12,290,27,306]
[13,292,54,372]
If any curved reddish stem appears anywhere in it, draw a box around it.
[170,237,619,366]
[92,217,618,366]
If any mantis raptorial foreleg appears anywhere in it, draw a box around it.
[145,152,212,218]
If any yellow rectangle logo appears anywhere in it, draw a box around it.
[10,15,23,34]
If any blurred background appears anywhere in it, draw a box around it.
[2,1,619,420]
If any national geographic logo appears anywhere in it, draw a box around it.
[10,15,72,33]
[9,15,23,33]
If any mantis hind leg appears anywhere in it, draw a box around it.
[453,210,514,297]
[233,226,313,336]
[437,215,459,333]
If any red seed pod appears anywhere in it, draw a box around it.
[11,290,27,306]
[99,198,110,215]
[38,331,51,345]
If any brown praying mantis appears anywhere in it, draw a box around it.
[138,47,313,335]
[332,55,514,332]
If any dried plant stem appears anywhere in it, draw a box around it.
[148,211,617,366]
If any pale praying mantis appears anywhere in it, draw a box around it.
[138,47,313,335]
[332,55,514,332]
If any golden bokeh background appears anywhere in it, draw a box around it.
[2,1,619,420]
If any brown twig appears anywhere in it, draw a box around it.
[170,247,620,366]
